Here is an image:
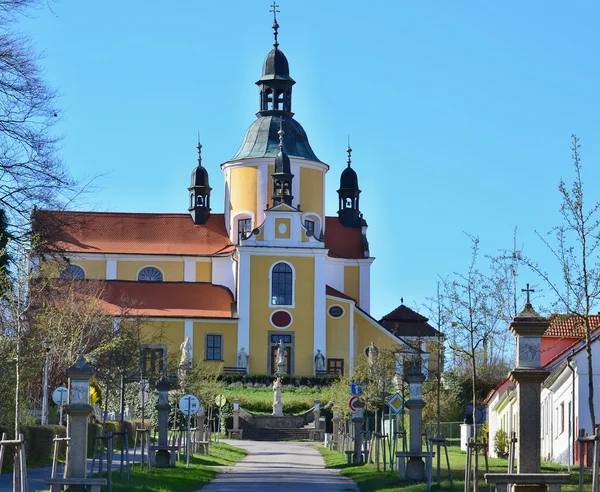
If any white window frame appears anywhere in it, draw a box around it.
[269,260,296,308]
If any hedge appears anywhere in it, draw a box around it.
[0,425,67,472]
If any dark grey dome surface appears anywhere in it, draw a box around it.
[191,165,210,187]
[232,115,322,162]
[274,150,291,174]
[340,166,359,190]
[258,48,294,82]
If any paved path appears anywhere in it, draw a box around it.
[200,440,357,492]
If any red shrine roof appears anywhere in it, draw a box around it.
[53,280,235,318]
[324,217,366,259]
[378,304,442,338]
[35,211,235,256]
[326,285,356,302]
[544,314,600,338]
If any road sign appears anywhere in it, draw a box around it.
[215,394,227,408]
[350,383,363,396]
[386,392,405,414]
[349,396,359,412]
[52,387,68,406]
[178,394,201,415]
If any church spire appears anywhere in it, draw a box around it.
[337,139,362,228]
[271,1,280,49]
[188,136,212,225]
[272,123,294,206]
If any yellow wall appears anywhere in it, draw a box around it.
[138,320,185,364]
[248,255,315,375]
[195,261,212,282]
[230,166,258,223]
[117,261,184,281]
[344,266,360,303]
[274,218,291,239]
[326,299,352,375]
[193,321,238,366]
[354,311,401,358]
[300,167,324,220]
[73,260,106,279]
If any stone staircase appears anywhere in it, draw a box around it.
[241,427,312,441]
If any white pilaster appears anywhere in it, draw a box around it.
[326,260,345,294]
[257,163,268,225]
[184,319,194,360]
[212,256,236,298]
[349,304,355,375]
[237,251,251,356]
[184,259,196,282]
[106,259,117,280]
[224,168,231,235]
[359,261,371,313]
[313,253,327,370]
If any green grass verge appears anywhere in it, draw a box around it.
[222,386,330,414]
[319,446,593,491]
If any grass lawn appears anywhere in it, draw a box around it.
[222,386,330,414]
[319,446,592,491]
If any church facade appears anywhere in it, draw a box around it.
[37,14,441,378]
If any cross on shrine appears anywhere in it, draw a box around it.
[521,283,535,305]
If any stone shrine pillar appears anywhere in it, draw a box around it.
[332,406,341,449]
[154,377,172,467]
[313,399,321,430]
[509,302,549,474]
[64,357,94,491]
[232,397,240,431]
[352,399,365,464]
[405,370,426,480]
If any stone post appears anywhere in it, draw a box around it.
[509,302,549,474]
[332,406,341,449]
[405,370,426,480]
[64,356,94,492]
[313,399,321,430]
[154,377,172,467]
[232,397,240,431]
[352,399,365,464]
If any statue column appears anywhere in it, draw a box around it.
[154,377,172,467]
[509,301,549,474]
[332,406,341,450]
[405,370,426,480]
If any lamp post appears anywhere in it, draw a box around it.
[41,339,51,425]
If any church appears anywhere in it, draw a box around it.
[36,10,442,378]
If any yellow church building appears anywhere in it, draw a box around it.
[37,13,441,378]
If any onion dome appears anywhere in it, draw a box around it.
[337,143,362,228]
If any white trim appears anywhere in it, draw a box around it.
[136,265,165,281]
[326,256,375,267]
[269,309,293,329]
[349,303,355,375]
[257,162,268,224]
[238,246,329,257]
[106,259,117,280]
[184,259,196,282]
[224,168,231,234]
[184,319,194,360]
[269,260,296,308]
[232,210,255,244]
[359,261,371,313]
[302,212,322,238]
[237,251,251,355]
[212,256,236,298]
[61,252,217,262]
[222,156,330,173]
[114,316,237,323]
[314,253,326,364]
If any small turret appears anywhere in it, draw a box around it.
[337,143,362,227]
[188,140,212,225]
[271,125,294,206]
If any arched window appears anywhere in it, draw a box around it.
[60,264,85,280]
[138,266,163,282]
[271,262,293,306]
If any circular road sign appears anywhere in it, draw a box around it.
[52,386,68,406]
[215,394,227,408]
[349,396,359,412]
[178,394,201,416]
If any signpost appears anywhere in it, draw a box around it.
[52,386,68,425]
[178,394,200,468]
[348,396,359,413]
[350,383,363,396]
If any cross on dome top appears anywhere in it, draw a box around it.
[270,2,280,48]
[522,283,535,305]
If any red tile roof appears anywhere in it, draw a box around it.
[326,285,356,302]
[82,281,234,318]
[544,314,600,338]
[379,304,442,338]
[35,211,234,256]
[324,217,366,259]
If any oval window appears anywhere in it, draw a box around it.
[329,306,344,318]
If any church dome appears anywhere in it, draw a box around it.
[258,48,294,82]
[339,166,359,190]
[232,115,322,162]
[190,165,209,187]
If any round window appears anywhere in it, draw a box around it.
[329,306,344,318]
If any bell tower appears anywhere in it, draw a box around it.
[188,140,212,225]
[337,144,362,227]
[272,126,294,207]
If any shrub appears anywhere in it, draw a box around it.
[493,428,508,456]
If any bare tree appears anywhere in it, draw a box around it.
[525,135,600,431]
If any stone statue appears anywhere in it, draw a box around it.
[276,339,285,367]
[314,349,325,372]
[179,337,192,369]
[367,341,379,367]
[237,347,248,369]
[272,376,283,416]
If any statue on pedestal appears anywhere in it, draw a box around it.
[314,349,325,373]
[276,339,286,374]
[237,347,248,370]
[179,337,192,369]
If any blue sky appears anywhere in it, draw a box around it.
[20,1,600,320]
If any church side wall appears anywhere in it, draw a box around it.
[229,166,258,227]
[248,255,315,376]
[195,261,212,282]
[193,320,238,366]
[354,311,402,356]
[72,259,106,279]
[116,260,184,281]
[139,319,185,363]
[326,298,352,375]
[299,167,324,223]
[344,266,360,303]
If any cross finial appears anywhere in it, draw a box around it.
[278,119,284,150]
[401,296,404,304]
[521,283,535,305]
[196,131,202,166]
[270,2,280,48]
[346,136,352,168]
